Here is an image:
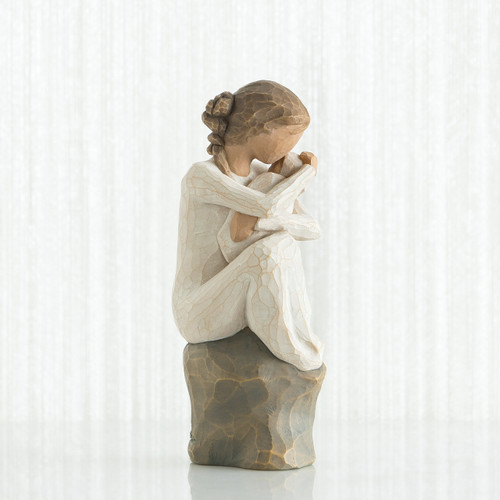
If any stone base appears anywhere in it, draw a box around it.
[183,328,326,470]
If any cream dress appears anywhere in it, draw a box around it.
[172,153,325,371]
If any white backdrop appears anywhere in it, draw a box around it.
[1,0,499,428]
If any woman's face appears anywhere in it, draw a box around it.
[249,126,304,164]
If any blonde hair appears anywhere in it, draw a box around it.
[202,80,310,176]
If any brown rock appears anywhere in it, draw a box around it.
[183,328,326,470]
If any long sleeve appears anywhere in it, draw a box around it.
[186,161,316,218]
[254,198,321,241]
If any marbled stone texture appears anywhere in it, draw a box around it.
[184,328,326,470]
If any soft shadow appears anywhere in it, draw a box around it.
[188,463,316,500]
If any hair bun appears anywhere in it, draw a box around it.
[205,91,234,117]
[201,112,228,136]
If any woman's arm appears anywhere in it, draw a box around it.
[186,161,316,218]
[253,198,321,241]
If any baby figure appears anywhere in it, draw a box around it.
[217,152,319,263]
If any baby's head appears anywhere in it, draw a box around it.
[202,80,310,176]
[276,152,305,177]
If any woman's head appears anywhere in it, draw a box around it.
[202,80,310,176]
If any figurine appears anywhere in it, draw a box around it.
[173,80,326,470]
[173,80,324,371]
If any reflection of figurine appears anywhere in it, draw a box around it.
[172,80,324,371]
[188,462,316,499]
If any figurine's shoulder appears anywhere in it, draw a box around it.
[184,158,270,182]
[187,158,218,173]
[184,158,220,182]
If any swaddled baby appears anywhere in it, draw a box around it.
[217,151,305,263]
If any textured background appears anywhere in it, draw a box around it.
[1,0,499,427]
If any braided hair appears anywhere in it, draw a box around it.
[201,91,235,177]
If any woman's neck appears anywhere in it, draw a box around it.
[224,144,254,176]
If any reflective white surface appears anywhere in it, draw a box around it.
[1,421,499,499]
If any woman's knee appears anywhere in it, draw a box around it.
[251,231,299,269]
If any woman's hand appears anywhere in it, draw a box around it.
[299,152,318,174]
[230,212,258,242]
